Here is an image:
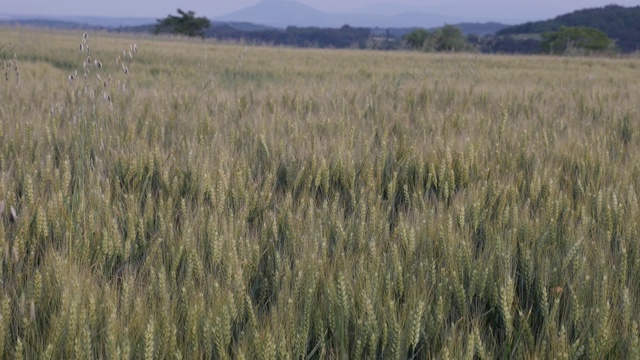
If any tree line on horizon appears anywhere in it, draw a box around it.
[153,5,638,55]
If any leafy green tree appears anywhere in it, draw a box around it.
[404,29,429,50]
[404,26,473,52]
[155,9,211,38]
[542,26,616,54]
[434,25,474,52]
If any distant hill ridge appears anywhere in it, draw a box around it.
[4,4,638,53]
[498,5,640,52]
[214,0,466,29]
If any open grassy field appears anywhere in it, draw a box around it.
[1,28,640,359]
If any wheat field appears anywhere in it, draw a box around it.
[1,28,640,359]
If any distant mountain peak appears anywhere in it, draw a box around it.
[215,0,468,29]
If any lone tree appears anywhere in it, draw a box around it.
[155,9,211,38]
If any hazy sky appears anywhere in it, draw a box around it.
[4,0,638,22]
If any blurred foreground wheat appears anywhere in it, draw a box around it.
[0,28,639,358]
